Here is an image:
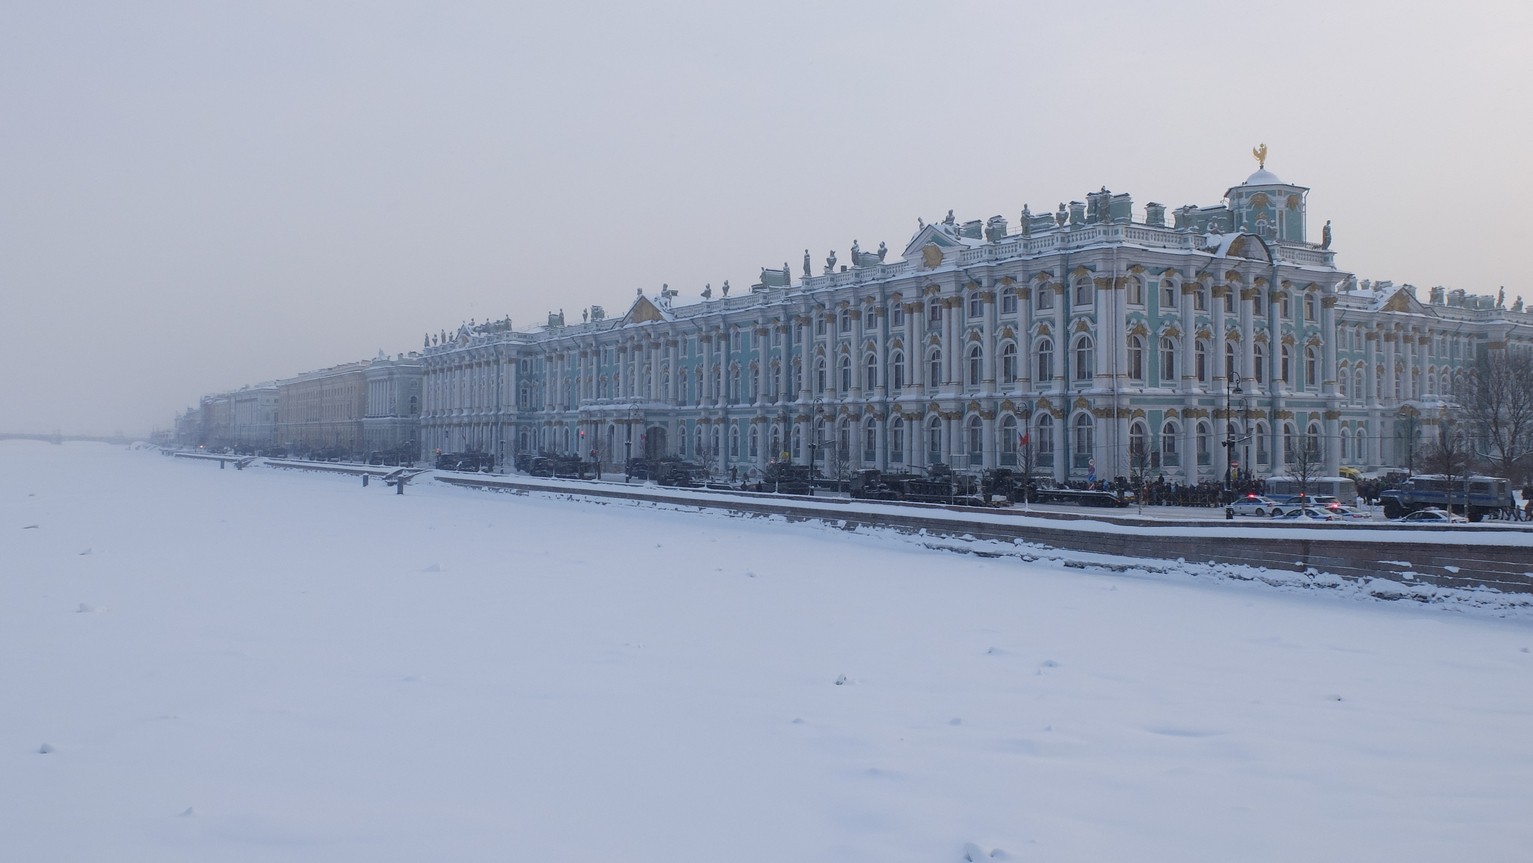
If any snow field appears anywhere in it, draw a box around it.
[3,441,1532,862]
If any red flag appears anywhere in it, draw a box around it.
[1019,433,1030,447]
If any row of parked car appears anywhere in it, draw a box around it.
[1225,494,1467,524]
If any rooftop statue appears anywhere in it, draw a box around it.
[1055,203,1068,227]
[702,282,712,299]
[824,250,837,274]
[943,209,956,226]
[1321,220,1332,250]
[1253,142,1268,169]
[722,280,730,297]
[803,249,811,278]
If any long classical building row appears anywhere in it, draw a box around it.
[179,159,1531,482]
[416,162,1531,483]
[179,352,423,456]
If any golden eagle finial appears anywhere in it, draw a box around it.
[1252,143,1268,169]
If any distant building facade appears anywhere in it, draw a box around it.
[362,353,424,455]
[229,385,278,449]
[275,361,369,455]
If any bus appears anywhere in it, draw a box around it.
[1264,475,1359,504]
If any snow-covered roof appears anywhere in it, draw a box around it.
[1243,167,1283,186]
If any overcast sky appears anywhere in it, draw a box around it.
[3,1,1529,436]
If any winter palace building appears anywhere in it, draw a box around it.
[408,158,1530,484]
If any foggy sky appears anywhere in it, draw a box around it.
[3,0,1528,437]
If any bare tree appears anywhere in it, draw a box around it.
[1128,441,1151,511]
[1420,419,1475,514]
[1016,430,1037,505]
[1285,429,1324,503]
[1461,349,1533,484]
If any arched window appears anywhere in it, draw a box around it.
[815,358,827,393]
[1037,338,1054,381]
[1195,340,1209,383]
[1304,347,1318,389]
[1160,336,1178,383]
[1282,422,1297,461]
[1340,427,1350,460]
[1000,286,1018,314]
[838,309,851,333]
[1225,341,1237,381]
[1000,342,1018,384]
[1036,413,1055,464]
[748,425,759,458]
[1253,343,1267,384]
[967,345,983,387]
[1280,345,1292,384]
[1129,421,1148,467]
[1306,422,1322,458]
[864,353,878,390]
[1161,420,1179,466]
[1072,414,1094,468]
[968,292,984,318]
[927,349,942,388]
[890,350,905,391]
[863,417,876,462]
[1255,422,1270,464]
[839,355,852,392]
[890,416,905,463]
[836,418,850,462]
[1036,287,1055,310]
[1196,421,1211,466]
[1356,428,1367,461]
[770,424,782,459]
[1338,363,1350,398]
[1000,414,1018,464]
[926,416,943,463]
[730,426,741,458]
[1128,335,1146,381]
[1073,279,1093,306]
[1073,335,1094,381]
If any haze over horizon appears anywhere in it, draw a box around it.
[4,1,1529,437]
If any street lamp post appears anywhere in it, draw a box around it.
[1223,378,1243,501]
[809,398,824,495]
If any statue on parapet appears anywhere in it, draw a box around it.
[944,209,956,226]
[803,249,811,278]
[824,250,837,274]
[1321,220,1332,249]
[722,280,730,297]
[702,282,712,299]
[1055,203,1068,227]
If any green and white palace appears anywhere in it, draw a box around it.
[419,155,1532,483]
